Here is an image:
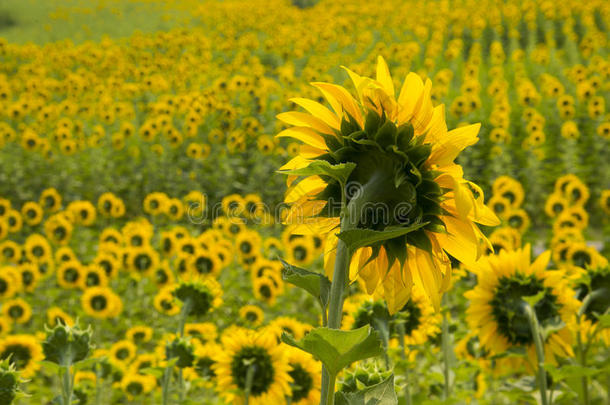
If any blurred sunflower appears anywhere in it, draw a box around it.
[0,334,43,378]
[213,328,292,405]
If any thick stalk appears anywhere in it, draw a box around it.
[396,322,413,405]
[62,366,73,405]
[522,302,548,405]
[162,367,171,405]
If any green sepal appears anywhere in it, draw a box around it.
[337,222,428,254]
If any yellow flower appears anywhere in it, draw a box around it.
[0,334,43,378]
[213,328,292,405]
[278,56,499,312]
[465,246,579,373]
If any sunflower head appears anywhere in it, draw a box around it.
[172,278,223,317]
[165,336,195,369]
[278,56,499,311]
[43,323,92,366]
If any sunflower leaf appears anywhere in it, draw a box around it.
[280,259,331,310]
[335,374,398,405]
[281,326,384,377]
[337,222,428,253]
[278,160,356,186]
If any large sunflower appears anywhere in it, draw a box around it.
[213,328,292,405]
[464,246,579,372]
[278,56,499,312]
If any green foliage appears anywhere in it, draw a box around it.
[281,326,384,377]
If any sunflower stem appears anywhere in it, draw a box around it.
[576,289,606,405]
[522,302,549,405]
[320,194,356,405]
[396,322,413,405]
[61,365,73,405]
[177,298,191,337]
[161,366,171,405]
[244,363,257,405]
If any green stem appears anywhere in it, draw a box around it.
[177,299,191,337]
[179,368,185,403]
[244,363,256,405]
[396,322,412,405]
[441,311,451,400]
[162,366,171,405]
[522,302,549,405]
[576,289,606,405]
[62,365,73,405]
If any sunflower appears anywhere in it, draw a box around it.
[153,260,175,288]
[20,202,43,226]
[46,307,74,328]
[78,265,109,290]
[81,287,122,319]
[239,305,265,327]
[269,317,308,341]
[126,326,153,344]
[253,277,279,306]
[504,208,530,233]
[263,237,283,259]
[166,198,185,220]
[172,278,223,317]
[92,253,120,279]
[221,194,246,218]
[286,347,321,405]
[99,228,123,246]
[0,316,11,336]
[154,286,181,316]
[464,246,580,372]
[143,192,168,216]
[17,263,40,293]
[192,343,220,385]
[125,246,159,277]
[109,340,137,369]
[0,198,11,219]
[213,328,292,405]
[97,193,120,217]
[23,234,52,262]
[68,201,97,226]
[544,193,568,218]
[184,322,218,345]
[2,298,32,324]
[0,267,21,299]
[39,188,62,212]
[278,56,498,312]
[390,284,442,346]
[0,241,21,264]
[187,248,222,278]
[128,353,158,374]
[0,334,43,378]
[44,214,73,245]
[57,260,83,289]
[120,372,156,400]
[574,264,610,344]
[287,238,315,267]
[235,230,262,260]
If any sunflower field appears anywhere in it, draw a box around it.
[0,0,609,404]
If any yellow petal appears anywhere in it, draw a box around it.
[376,56,395,98]
[276,127,328,150]
[289,97,340,130]
[277,111,335,135]
[311,82,364,128]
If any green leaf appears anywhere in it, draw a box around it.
[278,160,356,185]
[337,222,428,253]
[335,374,398,405]
[544,364,601,381]
[281,326,384,376]
[140,367,165,378]
[39,360,62,374]
[596,313,610,328]
[280,259,331,309]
